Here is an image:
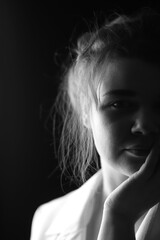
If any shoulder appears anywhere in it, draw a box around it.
[30,191,75,240]
[30,170,103,240]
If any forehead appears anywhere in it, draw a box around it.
[98,58,160,98]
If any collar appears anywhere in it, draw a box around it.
[45,169,103,236]
[45,168,160,239]
[136,202,160,240]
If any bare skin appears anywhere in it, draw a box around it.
[97,140,160,239]
[84,59,160,239]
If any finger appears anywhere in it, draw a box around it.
[138,139,160,180]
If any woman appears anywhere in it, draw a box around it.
[30,8,160,240]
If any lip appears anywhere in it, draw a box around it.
[126,149,150,157]
[126,143,152,152]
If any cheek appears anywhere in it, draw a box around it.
[91,111,132,159]
[90,113,109,156]
[100,111,133,142]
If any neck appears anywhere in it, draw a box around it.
[101,162,128,202]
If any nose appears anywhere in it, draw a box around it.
[131,109,160,136]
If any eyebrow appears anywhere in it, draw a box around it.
[103,89,137,97]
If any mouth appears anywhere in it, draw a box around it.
[126,149,150,157]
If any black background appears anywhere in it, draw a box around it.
[2,1,160,239]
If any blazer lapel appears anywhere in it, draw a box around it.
[136,203,160,240]
[45,170,103,239]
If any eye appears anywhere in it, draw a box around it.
[99,99,137,112]
[109,100,135,110]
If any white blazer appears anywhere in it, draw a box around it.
[30,170,160,240]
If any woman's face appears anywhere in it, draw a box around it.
[89,58,160,177]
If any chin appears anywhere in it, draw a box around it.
[124,164,143,176]
[120,152,146,176]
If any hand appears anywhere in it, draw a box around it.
[97,139,160,240]
[104,139,160,222]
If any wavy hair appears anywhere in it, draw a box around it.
[52,8,160,186]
